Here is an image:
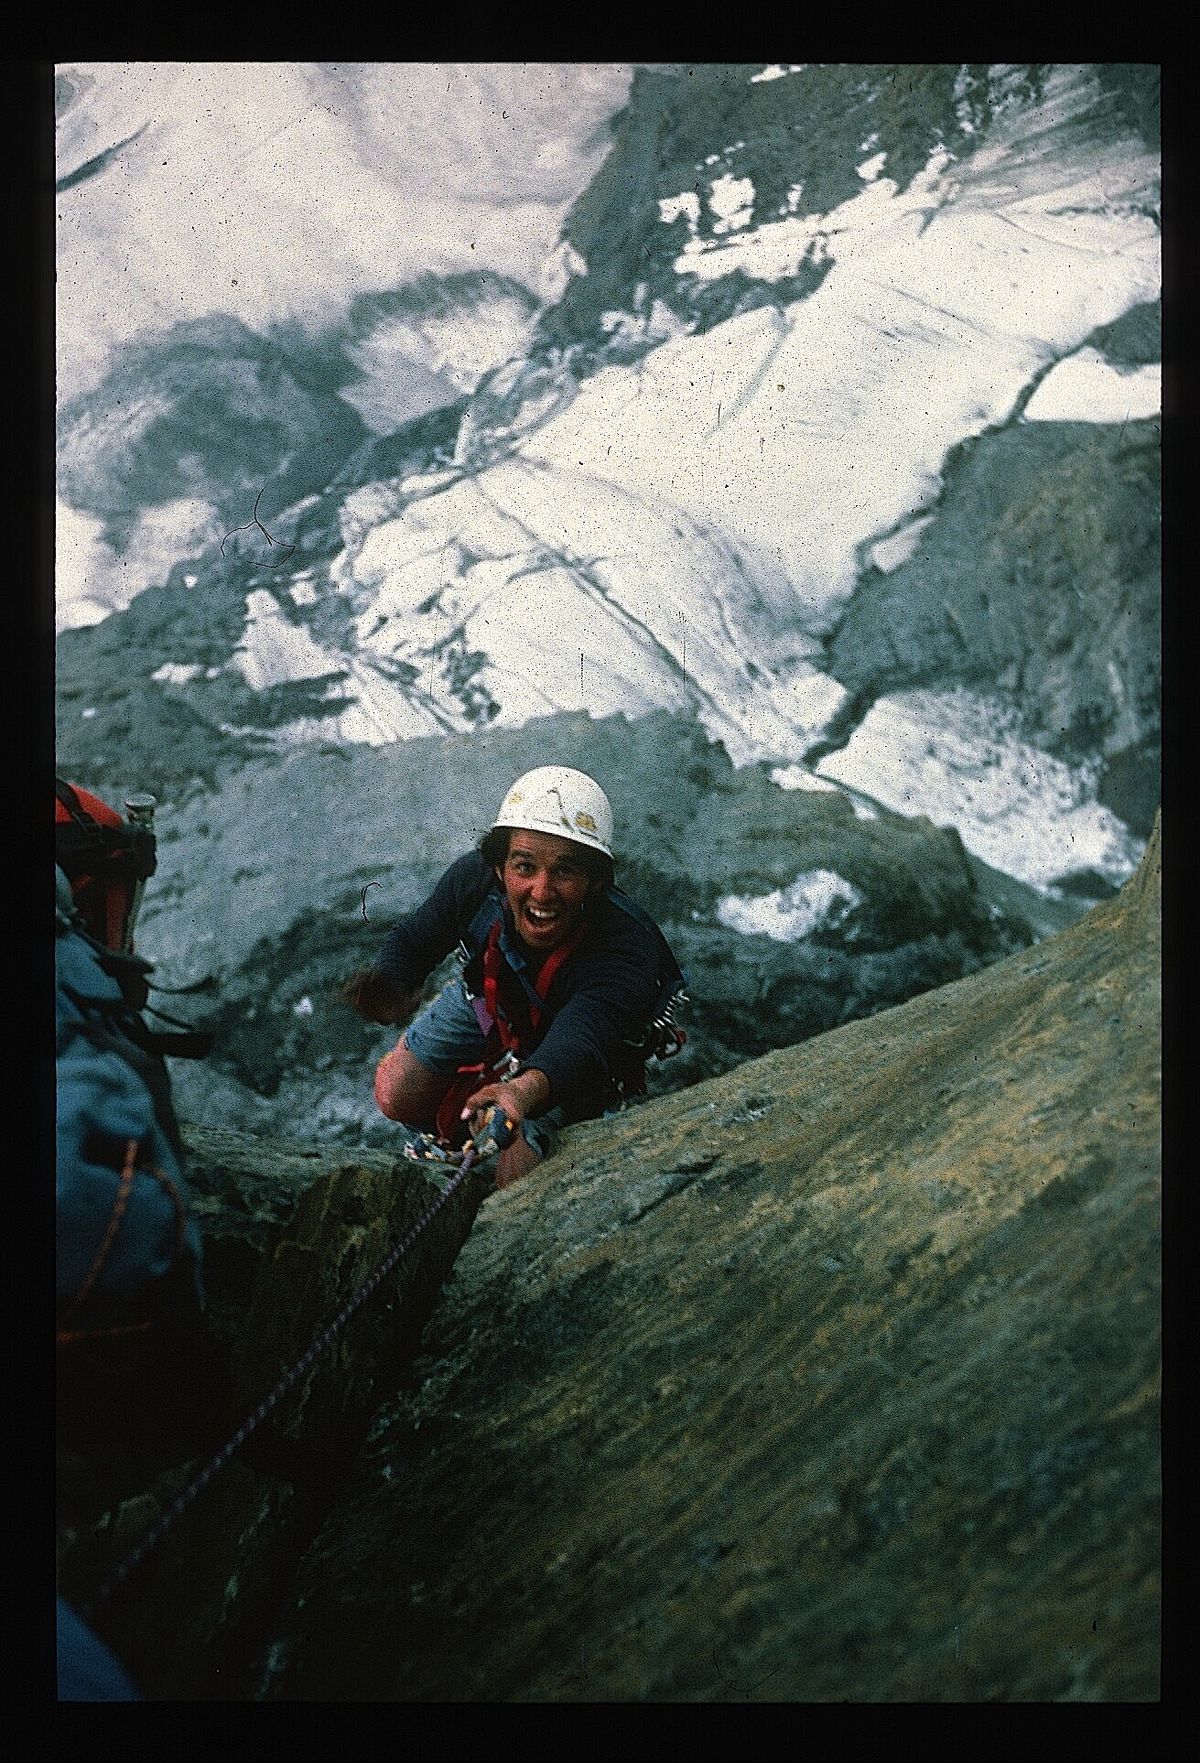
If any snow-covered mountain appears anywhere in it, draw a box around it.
[55,62,1159,889]
[54,62,1160,1138]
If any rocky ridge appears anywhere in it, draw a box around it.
[59,817,1160,1701]
[261,815,1161,1702]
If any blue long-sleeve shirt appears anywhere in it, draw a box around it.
[371,851,682,1119]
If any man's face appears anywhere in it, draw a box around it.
[498,830,595,951]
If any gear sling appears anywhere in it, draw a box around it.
[433,893,687,1148]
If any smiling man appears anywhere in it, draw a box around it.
[349,767,686,1188]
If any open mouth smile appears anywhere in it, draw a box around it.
[523,904,561,927]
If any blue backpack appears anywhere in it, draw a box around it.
[55,867,204,1349]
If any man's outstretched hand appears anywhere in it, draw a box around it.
[462,1069,550,1144]
[463,1070,552,1188]
[341,970,422,1025]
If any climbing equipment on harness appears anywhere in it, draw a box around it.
[614,988,690,1098]
[432,915,585,1148]
[402,1100,518,1167]
[493,766,614,857]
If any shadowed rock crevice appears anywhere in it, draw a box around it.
[56,1135,494,1700]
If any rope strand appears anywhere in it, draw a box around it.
[80,1148,479,1619]
[59,1140,139,1328]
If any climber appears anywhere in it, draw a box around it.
[346,766,686,1189]
[55,778,196,1702]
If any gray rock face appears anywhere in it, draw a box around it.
[83,710,1050,1150]
[824,410,1161,828]
[258,821,1160,1703]
[537,65,1129,371]
[57,824,1160,1702]
[55,64,1159,869]
[56,313,368,540]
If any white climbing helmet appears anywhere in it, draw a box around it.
[492,766,614,858]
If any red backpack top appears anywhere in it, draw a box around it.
[55,779,157,952]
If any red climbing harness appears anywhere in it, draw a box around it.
[482,916,583,1046]
[434,918,584,1146]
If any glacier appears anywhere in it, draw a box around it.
[55,62,1160,902]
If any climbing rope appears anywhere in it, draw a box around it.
[79,1141,484,1619]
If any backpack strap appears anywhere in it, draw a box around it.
[433,918,584,1147]
[481,916,585,1048]
[459,890,505,962]
[58,894,214,1062]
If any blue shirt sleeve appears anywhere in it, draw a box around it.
[522,912,665,1109]
[371,851,494,992]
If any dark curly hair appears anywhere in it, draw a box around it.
[478,825,615,894]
